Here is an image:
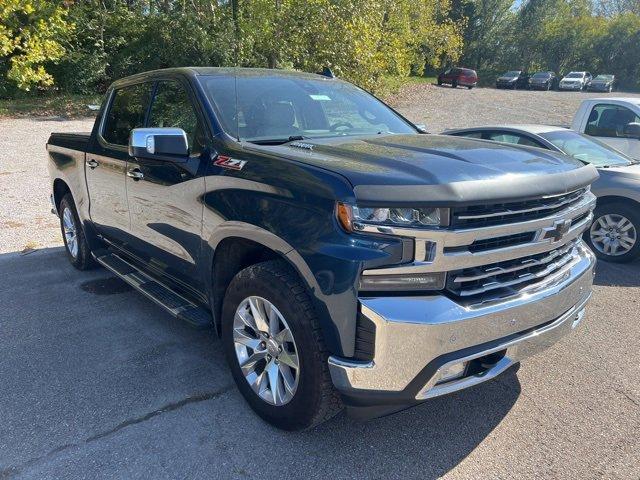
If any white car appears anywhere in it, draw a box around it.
[572,98,640,160]
[559,71,592,91]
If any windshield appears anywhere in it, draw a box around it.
[503,71,520,77]
[532,72,551,78]
[200,72,416,143]
[540,130,633,167]
[594,75,613,81]
[565,72,583,78]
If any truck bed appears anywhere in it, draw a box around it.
[47,132,91,152]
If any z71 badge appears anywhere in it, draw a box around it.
[213,155,247,171]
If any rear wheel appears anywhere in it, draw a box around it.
[452,80,458,88]
[59,193,96,270]
[437,78,442,86]
[586,202,640,263]
[221,260,342,430]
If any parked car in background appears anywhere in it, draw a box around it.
[437,67,477,89]
[587,74,615,93]
[573,98,640,160]
[445,124,640,262]
[559,71,592,91]
[47,67,598,430]
[496,70,529,89]
[528,71,558,91]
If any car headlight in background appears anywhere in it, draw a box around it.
[337,203,443,232]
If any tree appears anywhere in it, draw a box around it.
[0,0,72,93]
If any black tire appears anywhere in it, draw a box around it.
[437,79,442,86]
[467,85,473,90]
[59,193,96,270]
[585,202,640,263]
[221,260,342,430]
[452,80,458,88]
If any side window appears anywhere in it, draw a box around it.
[148,81,205,155]
[486,132,543,148]
[102,83,152,146]
[586,104,640,138]
[452,131,483,139]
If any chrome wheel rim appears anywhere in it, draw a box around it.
[590,214,636,256]
[233,296,300,406]
[62,207,78,258]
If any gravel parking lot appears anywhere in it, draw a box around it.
[1,86,639,479]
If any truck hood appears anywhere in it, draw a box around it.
[246,134,598,204]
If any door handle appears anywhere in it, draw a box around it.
[86,159,99,169]
[127,168,144,180]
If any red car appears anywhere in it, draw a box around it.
[437,67,478,89]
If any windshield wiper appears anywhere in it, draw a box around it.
[249,135,306,145]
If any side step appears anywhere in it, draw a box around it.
[93,251,213,329]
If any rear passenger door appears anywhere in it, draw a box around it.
[125,78,209,294]
[584,103,640,160]
[87,82,153,247]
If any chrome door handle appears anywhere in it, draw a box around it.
[86,159,99,169]
[127,169,144,180]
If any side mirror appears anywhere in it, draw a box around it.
[415,124,428,133]
[129,128,189,159]
[623,122,640,139]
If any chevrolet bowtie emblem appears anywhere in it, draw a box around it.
[543,219,572,242]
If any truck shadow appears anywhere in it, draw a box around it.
[593,259,640,287]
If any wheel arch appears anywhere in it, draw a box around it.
[595,195,640,209]
[53,178,72,212]
[208,223,325,337]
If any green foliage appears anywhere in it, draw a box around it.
[0,0,72,94]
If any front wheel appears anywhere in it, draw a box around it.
[586,203,640,263]
[221,260,342,430]
[452,80,458,88]
[59,193,96,270]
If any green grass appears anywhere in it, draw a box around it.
[379,75,437,98]
[0,93,102,118]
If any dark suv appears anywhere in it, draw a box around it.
[437,67,478,89]
[528,71,558,91]
[496,70,529,89]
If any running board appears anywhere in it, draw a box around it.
[93,251,212,329]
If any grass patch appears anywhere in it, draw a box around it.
[0,93,102,118]
[379,75,437,98]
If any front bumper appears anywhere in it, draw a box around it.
[328,242,595,407]
[559,83,583,90]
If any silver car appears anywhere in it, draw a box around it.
[445,125,640,262]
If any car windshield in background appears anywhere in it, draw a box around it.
[565,73,583,78]
[503,71,520,77]
[540,130,633,167]
[199,73,416,144]
[532,72,551,78]
[594,75,613,81]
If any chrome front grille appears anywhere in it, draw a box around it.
[447,240,579,298]
[360,188,596,301]
[451,188,587,228]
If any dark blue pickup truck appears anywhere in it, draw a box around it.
[48,67,598,430]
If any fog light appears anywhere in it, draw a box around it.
[436,361,467,384]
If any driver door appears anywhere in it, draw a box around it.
[584,103,640,160]
[125,78,209,294]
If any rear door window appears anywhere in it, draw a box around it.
[586,104,640,138]
[486,131,544,148]
[102,83,153,146]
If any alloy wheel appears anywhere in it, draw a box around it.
[232,296,300,406]
[62,207,79,258]
[590,214,637,256]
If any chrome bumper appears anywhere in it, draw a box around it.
[328,242,595,400]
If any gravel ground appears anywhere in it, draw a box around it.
[387,83,640,132]
[1,87,639,479]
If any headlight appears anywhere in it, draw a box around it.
[337,203,443,232]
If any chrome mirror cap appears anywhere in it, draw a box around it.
[128,128,189,157]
